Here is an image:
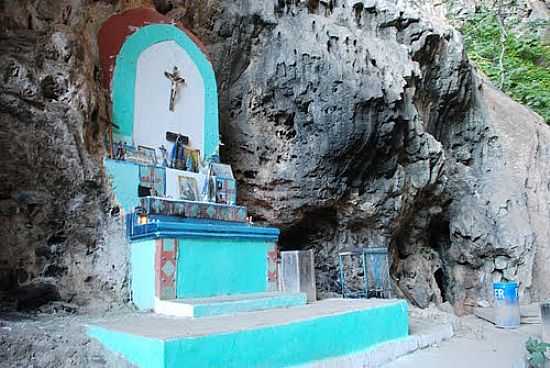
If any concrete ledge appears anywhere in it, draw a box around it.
[88,299,409,368]
[129,217,280,241]
[298,314,454,367]
[154,292,307,318]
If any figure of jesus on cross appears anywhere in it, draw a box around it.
[164,66,185,112]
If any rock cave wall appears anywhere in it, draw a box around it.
[0,0,549,313]
[0,0,128,311]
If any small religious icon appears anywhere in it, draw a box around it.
[158,145,169,167]
[115,141,126,160]
[164,66,185,112]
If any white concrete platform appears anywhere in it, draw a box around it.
[300,315,454,368]
[153,291,307,318]
[88,298,409,368]
[94,298,401,339]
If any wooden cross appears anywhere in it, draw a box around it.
[164,66,186,112]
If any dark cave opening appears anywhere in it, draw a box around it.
[153,0,174,14]
[278,207,337,251]
[434,268,447,302]
[430,217,451,304]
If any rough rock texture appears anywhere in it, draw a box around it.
[0,0,549,318]
[0,1,129,311]
[159,0,550,312]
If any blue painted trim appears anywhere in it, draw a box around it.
[129,218,280,242]
[112,24,220,160]
[193,293,307,318]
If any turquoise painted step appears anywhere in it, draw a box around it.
[154,292,307,318]
[88,299,409,368]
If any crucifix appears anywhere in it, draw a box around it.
[164,66,186,112]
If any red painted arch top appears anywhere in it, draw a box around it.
[97,7,210,89]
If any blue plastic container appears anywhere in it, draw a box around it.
[493,281,520,329]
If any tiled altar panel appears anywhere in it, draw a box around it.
[140,197,247,222]
[155,239,177,300]
[176,238,270,298]
[267,243,279,292]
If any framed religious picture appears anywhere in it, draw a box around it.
[138,145,157,166]
[215,177,236,205]
[139,165,166,197]
[126,145,156,166]
[210,163,234,179]
[183,147,201,172]
[208,175,217,203]
[177,175,199,201]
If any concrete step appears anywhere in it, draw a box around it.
[87,298,409,368]
[153,291,307,318]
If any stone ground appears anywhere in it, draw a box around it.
[383,314,541,368]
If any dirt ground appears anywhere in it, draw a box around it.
[0,306,134,368]
[384,314,543,368]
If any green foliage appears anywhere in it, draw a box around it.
[460,9,550,123]
[526,337,550,368]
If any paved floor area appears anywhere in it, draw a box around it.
[91,298,405,339]
[383,315,541,368]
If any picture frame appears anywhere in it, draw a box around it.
[125,145,156,166]
[215,177,237,205]
[184,147,201,172]
[137,145,157,166]
[177,175,199,201]
[210,163,234,179]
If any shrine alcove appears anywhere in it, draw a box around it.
[98,9,219,160]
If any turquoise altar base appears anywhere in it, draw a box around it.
[176,237,269,298]
[87,300,409,368]
[106,157,282,310]
[128,216,280,309]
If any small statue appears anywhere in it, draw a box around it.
[115,141,126,160]
[158,145,169,167]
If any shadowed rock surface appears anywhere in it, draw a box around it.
[0,0,549,319]
[163,0,550,312]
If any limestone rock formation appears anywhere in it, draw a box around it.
[0,0,549,315]
[161,0,550,312]
[0,1,128,310]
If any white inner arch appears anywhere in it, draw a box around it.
[134,40,205,155]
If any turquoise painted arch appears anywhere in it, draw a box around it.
[112,24,220,159]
